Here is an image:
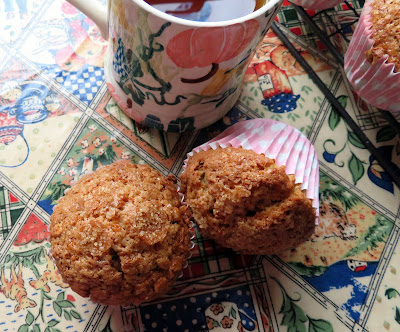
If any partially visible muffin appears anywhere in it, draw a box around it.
[50,160,191,306]
[344,0,400,113]
[366,0,400,72]
[180,147,315,255]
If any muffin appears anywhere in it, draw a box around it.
[344,0,400,114]
[365,0,400,72]
[180,147,316,255]
[50,160,191,306]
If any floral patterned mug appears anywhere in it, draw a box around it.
[67,0,283,132]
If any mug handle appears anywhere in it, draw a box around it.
[66,0,109,40]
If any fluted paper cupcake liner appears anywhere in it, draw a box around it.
[290,0,343,10]
[184,119,320,223]
[344,0,400,115]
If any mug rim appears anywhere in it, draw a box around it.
[130,0,282,27]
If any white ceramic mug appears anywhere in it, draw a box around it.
[67,0,283,132]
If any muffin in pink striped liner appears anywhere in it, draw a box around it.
[180,119,319,255]
[289,0,343,10]
[344,0,400,115]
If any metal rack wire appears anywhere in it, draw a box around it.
[291,2,400,136]
[271,2,400,189]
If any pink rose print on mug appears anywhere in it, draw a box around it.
[166,20,259,84]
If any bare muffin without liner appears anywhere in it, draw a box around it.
[180,147,316,255]
[50,160,191,306]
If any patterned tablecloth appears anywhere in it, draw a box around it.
[0,0,399,331]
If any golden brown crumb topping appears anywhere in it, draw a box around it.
[366,0,400,72]
[180,147,315,255]
[50,160,191,306]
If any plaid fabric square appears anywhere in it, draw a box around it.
[0,186,24,242]
[350,91,386,130]
[276,0,363,52]
[183,227,257,280]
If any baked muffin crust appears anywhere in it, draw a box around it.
[180,147,315,255]
[366,0,400,72]
[50,160,191,306]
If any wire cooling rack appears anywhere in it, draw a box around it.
[291,2,400,134]
[271,2,400,190]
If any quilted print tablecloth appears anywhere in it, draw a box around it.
[0,0,399,331]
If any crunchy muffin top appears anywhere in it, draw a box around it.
[181,147,294,221]
[366,0,400,72]
[180,147,315,255]
[50,160,191,306]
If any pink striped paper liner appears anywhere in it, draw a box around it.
[344,0,400,115]
[290,0,343,10]
[184,119,320,224]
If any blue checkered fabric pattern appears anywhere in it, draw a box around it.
[42,64,104,104]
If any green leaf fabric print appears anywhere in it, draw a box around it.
[328,107,340,131]
[276,283,307,331]
[308,318,334,332]
[57,300,74,308]
[376,125,397,142]
[70,310,82,320]
[395,307,400,324]
[64,311,72,321]
[25,310,34,325]
[385,288,400,299]
[348,153,365,184]
[229,306,237,319]
[47,319,59,327]
[213,320,221,327]
[17,324,29,332]
[348,132,366,149]
[100,316,114,332]
[328,95,347,130]
[384,288,400,324]
[53,302,62,317]
[280,299,307,332]
[271,277,334,332]
[56,292,65,301]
